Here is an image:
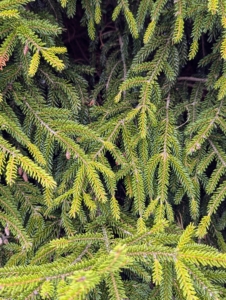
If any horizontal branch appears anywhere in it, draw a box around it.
[177,77,207,83]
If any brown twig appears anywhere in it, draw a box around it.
[177,77,207,82]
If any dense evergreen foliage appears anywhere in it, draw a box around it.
[1,0,226,299]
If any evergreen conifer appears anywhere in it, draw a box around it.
[1,0,226,299]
